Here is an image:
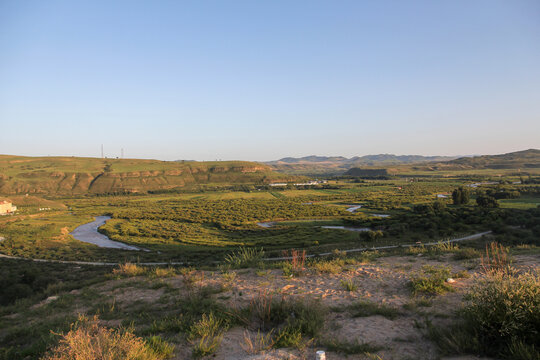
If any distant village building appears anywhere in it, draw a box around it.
[0,201,16,215]
[294,180,328,186]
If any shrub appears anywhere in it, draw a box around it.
[463,271,540,354]
[221,271,237,288]
[406,245,427,255]
[187,313,227,341]
[311,259,344,274]
[41,315,164,360]
[191,334,223,358]
[151,267,176,278]
[431,241,459,254]
[113,263,146,277]
[241,330,275,354]
[224,247,265,268]
[360,230,384,242]
[188,313,227,358]
[340,279,358,292]
[247,291,326,347]
[409,265,453,295]
[428,270,540,360]
[281,249,306,277]
[146,336,174,358]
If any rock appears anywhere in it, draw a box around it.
[446,278,456,283]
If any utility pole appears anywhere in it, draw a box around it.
[121,148,124,159]
[101,144,104,159]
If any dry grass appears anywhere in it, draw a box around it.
[112,263,146,277]
[151,267,176,278]
[481,242,512,275]
[41,315,163,360]
[241,330,275,354]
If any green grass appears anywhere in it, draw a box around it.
[409,265,454,296]
[499,196,540,209]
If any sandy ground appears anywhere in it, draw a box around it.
[12,252,537,360]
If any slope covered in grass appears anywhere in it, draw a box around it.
[0,155,292,195]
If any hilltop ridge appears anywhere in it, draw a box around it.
[0,155,291,195]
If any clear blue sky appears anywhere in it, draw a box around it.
[1,0,539,161]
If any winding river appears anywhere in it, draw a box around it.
[321,225,371,232]
[70,216,141,251]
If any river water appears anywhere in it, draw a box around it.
[70,216,141,251]
[321,226,371,232]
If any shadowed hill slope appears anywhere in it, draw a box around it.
[0,155,291,195]
[432,149,540,170]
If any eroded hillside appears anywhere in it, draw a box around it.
[0,155,291,195]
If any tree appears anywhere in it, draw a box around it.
[452,187,470,205]
[360,230,384,242]
[433,200,447,213]
[476,194,499,208]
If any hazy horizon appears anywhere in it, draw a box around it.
[2,1,540,161]
[1,148,538,163]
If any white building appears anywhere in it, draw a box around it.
[0,201,16,215]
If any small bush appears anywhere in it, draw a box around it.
[151,267,176,278]
[274,325,305,348]
[340,279,358,292]
[225,247,265,268]
[281,249,306,277]
[428,270,540,360]
[113,263,146,277]
[188,313,227,341]
[241,330,275,354]
[406,246,427,255]
[356,250,380,263]
[146,336,174,358]
[331,249,347,259]
[42,315,163,360]
[312,259,344,274]
[464,271,539,354]
[247,291,327,347]
[221,271,237,288]
[187,312,228,358]
[409,265,453,295]
[431,241,459,254]
[191,334,223,358]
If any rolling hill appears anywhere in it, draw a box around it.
[345,149,540,177]
[430,149,540,170]
[0,155,292,195]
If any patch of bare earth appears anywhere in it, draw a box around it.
[26,253,537,359]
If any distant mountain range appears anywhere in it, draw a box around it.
[267,149,540,175]
[266,154,461,175]
[270,154,459,165]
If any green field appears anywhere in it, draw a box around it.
[1,175,539,264]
